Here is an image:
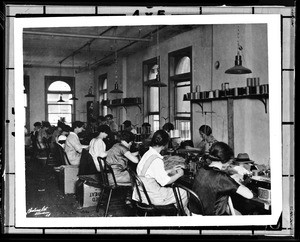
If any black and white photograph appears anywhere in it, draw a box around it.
[2,4,295,235]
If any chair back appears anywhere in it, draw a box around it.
[127,167,153,206]
[54,142,71,165]
[172,182,205,216]
[31,132,42,150]
[97,157,118,188]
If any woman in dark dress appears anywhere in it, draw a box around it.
[190,142,253,215]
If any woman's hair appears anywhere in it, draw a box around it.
[180,140,194,149]
[97,124,111,134]
[105,114,113,120]
[162,122,174,132]
[120,130,135,143]
[208,141,234,164]
[123,120,132,128]
[72,121,85,130]
[151,130,170,147]
[34,121,42,127]
[199,125,212,136]
[142,122,151,128]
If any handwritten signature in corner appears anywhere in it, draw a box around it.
[26,206,51,217]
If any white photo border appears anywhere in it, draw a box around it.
[14,14,282,228]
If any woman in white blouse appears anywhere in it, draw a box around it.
[64,121,87,166]
[89,125,111,171]
[132,130,188,211]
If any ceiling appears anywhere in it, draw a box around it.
[23,24,200,73]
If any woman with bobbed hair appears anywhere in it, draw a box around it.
[106,130,140,184]
[197,125,218,155]
[132,130,188,211]
[190,142,253,215]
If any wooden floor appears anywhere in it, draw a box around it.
[25,154,136,218]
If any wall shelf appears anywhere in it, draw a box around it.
[186,93,269,113]
[106,102,142,113]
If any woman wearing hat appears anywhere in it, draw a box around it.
[190,142,253,215]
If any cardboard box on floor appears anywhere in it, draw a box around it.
[58,165,79,194]
[81,183,101,208]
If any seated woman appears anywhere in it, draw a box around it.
[132,130,188,212]
[64,121,88,166]
[190,141,253,215]
[197,125,218,155]
[106,130,139,184]
[89,125,111,172]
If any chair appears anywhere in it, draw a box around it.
[96,157,132,217]
[171,182,205,216]
[53,142,71,166]
[127,167,178,216]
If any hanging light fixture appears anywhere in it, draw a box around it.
[225,25,252,75]
[110,39,123,94]
[70,54,78,100]
[57,63,65,102]
[85,43,95,97]
[144,26,167,87]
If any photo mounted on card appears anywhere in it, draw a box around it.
[14,14,282,228]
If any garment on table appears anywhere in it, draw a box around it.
[106,143,131,184]
[132,147,187,206]
[197,135,218,154]
[89,137,107,172]
[190,165,239,215]
[64,132,83,166]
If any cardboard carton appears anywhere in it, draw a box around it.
[58,165,79,194]
[81,183,102,208]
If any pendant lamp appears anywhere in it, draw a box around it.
[85,85,95,97]
[57,93,65,102]
[85,44,96,97]
[144,26,167,87]
[70,55,78,100]
[110,39,123,94]
[57,63,66,102]
[225,25,252,75]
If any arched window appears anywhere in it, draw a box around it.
[175,56,191,75]
[99,74,108,116]
[169,47,192,141]
[143,58,160,132]
[46,77,75,126]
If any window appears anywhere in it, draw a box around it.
[45,76,75,126]
[99,74,108,116]
[143,58,160,132]
[24,75,29,130]
[169,47,192,141]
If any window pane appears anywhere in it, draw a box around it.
[148,64,158,80]
[175,56,190,75]
[149,87,159,112]
[48,94,73,104]
[49,114,72,126]
[176,120,191,141]
[102,78,107,89]
[48,81,71,91]
[150,114,160,132]
[48,104,71,113]
[176,85,190,114]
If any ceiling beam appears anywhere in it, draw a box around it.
[23,30,152,42]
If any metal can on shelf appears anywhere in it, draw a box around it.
[215,89,219,98]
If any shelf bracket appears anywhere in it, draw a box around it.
[258,97,268,113]
[122,106,128,113]
[195,102,204,114]
[136,104,142,113]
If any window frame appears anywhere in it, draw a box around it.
[143,57,160,131]
[98,73,108,116]
[168,46,192,141]
[45,76,75,126]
